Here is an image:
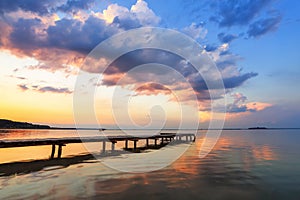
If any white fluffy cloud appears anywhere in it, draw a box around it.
[130,0,160,26]
[99,0,160,26]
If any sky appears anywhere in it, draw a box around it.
[0,0,299,128]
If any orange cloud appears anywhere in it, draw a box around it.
[134,83,172,96]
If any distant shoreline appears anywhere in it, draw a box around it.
[1,119,299,131]
[0,119,105,130]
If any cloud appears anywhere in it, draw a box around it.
[89,48,257,107]
[226,93,248,113]
[9,18,45,51]
[6,15,117,54]
[217,33,238,43]
[46,16,118,54]
[183,23,207,39]
[232,93,247,104]
[247,15,282,38]
[130,0,160,26]
[37,86,72,94]
[57,0,95,13]
[188,72,257,92]
[17,84,72,94]
[246,102,272,111]
[8,75,26,80]
[1,0,261,114]
[100,1,160,26]
[0,0,60,16]
[223,72,258,88]
[210,0,273,27]
[1,0,161,56]
[134,83,172,96]
[112,15,141,29]
[226,93,272,113]
[18,84,29,91]
[99,48,256,90]
[0,20,12,47]
[204,44,218,52]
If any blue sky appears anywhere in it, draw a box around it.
[0,0,299,128]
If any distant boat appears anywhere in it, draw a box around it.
[248,127,267,130]
[99,128,106,131]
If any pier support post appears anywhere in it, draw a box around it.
[57,144,65,158]
[111,141,117,152]
[133,140,137,150]
[50,144,56,159]
[125,140,128,149]
[154,139,157,146]
[146,139,149,147]
[102,141,106,153]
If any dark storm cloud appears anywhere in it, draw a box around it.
[112,16,142,29]
[0,0,94,15]
[217,33,238,43]
[57,0,95,13]
[46,16,118,54]
[247,15,282,38]
[105,49,197,76]
[0,0,55,15]
[210,0,273,27]
[10,18,44,50]
[223,72,258,88]
[8,15,140,54]
[190,72,258,92]
[204,44,218,52]
[100,49,258,96]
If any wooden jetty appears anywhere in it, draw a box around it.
[0,133,196,159]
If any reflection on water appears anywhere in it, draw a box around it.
[1,129,300,199]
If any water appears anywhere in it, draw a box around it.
[0,129,300,199]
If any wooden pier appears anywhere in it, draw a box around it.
[0,133,196,159]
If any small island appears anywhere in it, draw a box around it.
[248,127,268,130]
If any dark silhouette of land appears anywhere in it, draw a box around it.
[0,119,105,130]
[0,119,50,129]
[248,127,267,130]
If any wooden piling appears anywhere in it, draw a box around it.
[102,141,106,153]
[111,141,116,151]
[50,144,56,159]
[57,144,64,158]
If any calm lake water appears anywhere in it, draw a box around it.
[0,129,300,199]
